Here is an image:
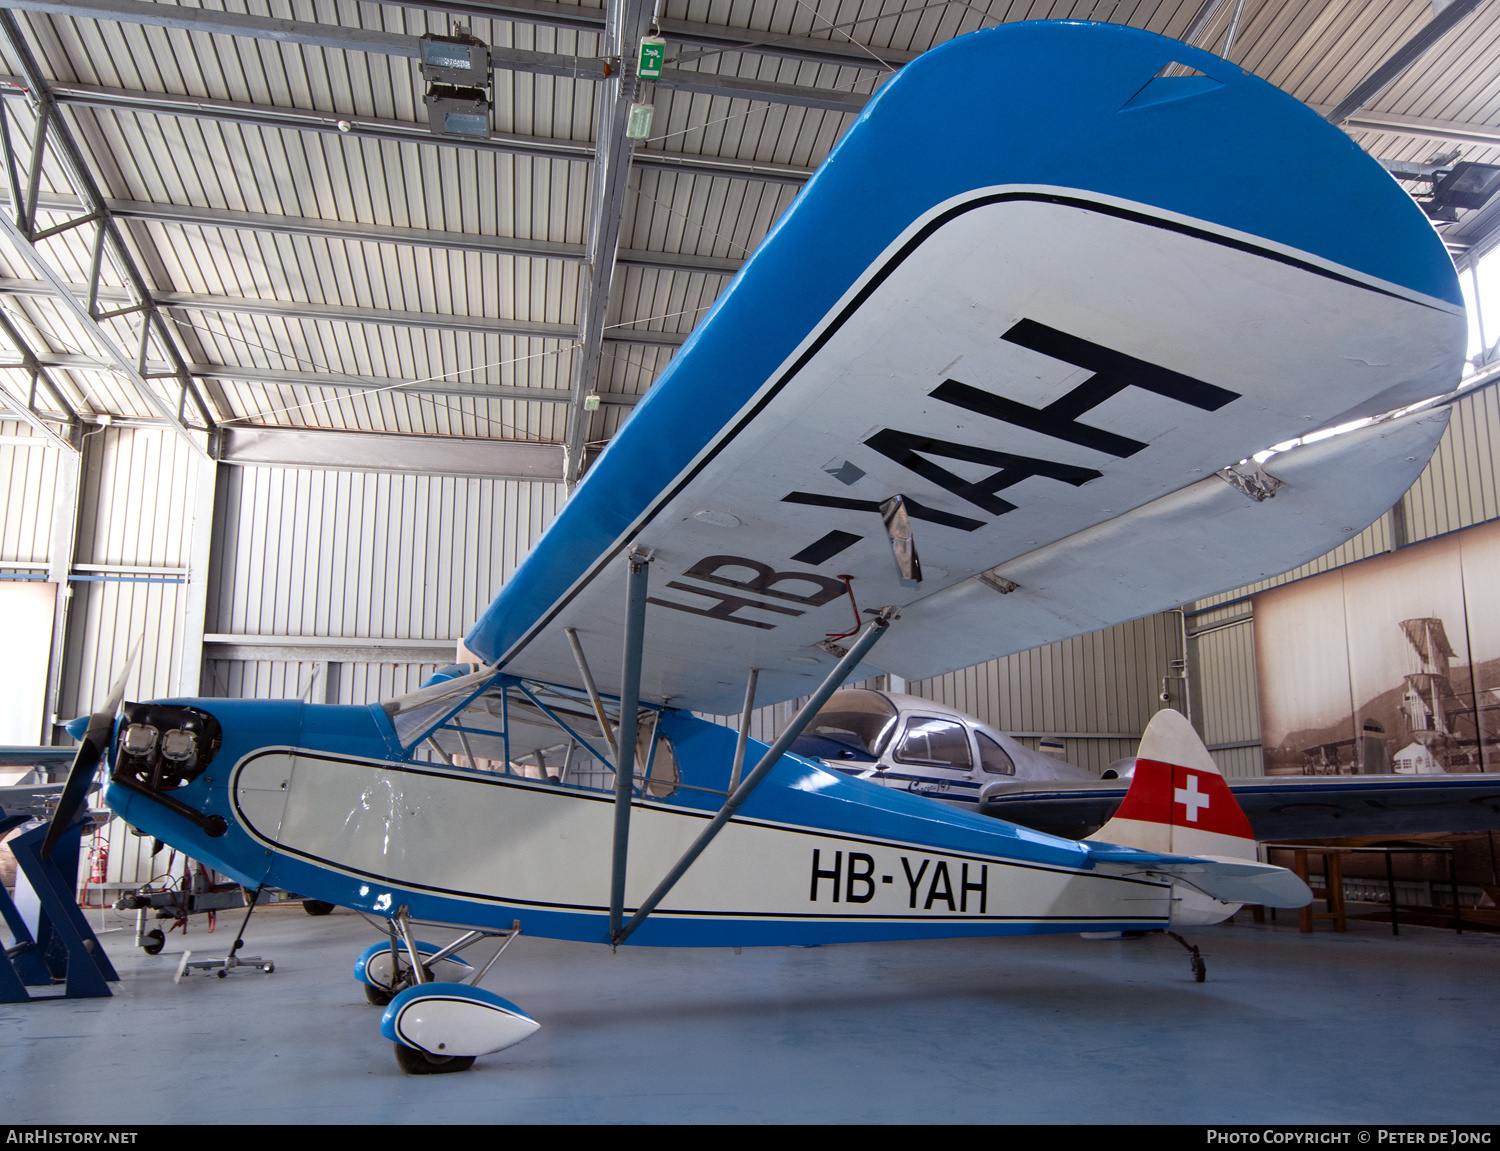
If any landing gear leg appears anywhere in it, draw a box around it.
[1165,930,1206,982]
[369,910,536,1074]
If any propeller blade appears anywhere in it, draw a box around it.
[39,638,141,861]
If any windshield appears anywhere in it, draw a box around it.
[802,689,900,758]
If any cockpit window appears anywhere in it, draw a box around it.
[977,732,1015,775]
[803,689,900,758]
[894,717,973,769]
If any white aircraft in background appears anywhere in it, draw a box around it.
[791,690,1500,842]
[792,688,1099,805]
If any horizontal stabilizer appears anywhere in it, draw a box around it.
[1086,846,1313,908]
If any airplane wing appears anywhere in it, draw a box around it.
[0,782,66,823]
[463,21,1465,715]
[0,747,75,769]
[982,774,1500,841]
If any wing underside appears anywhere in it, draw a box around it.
[464,23,1465,714]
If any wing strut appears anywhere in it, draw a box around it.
[728,668,759,791]
[612,607,897,945]
[564,627,619,762]
[608,551,652,941]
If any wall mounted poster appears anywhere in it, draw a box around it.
[1255,519,1500,776]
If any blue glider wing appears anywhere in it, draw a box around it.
[464,21,1465,714]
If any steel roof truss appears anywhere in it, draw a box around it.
[0,308,76,451]
[1,77,814,188]
[3,2,872,115]
[0,12,213,458]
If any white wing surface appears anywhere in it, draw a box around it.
[464,22,1465,714]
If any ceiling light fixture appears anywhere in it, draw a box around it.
[419,26,493,138]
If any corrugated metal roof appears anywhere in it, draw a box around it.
[0,0,1497,460]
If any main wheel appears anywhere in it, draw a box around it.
[142,928,165,955]
[302,899,335,916]
[364,959,431,1006]
[393,1042,475,1075]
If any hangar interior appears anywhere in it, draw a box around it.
[2,0,1500,1122]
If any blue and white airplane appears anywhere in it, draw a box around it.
[39,21,1467,1073]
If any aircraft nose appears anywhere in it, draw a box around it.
[112,702,229,838]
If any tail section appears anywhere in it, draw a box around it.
[1087,709,1309,924]
[1089,708,1255,861]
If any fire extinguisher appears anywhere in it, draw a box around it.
[89,830,109,885]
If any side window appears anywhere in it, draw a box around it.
[977,732,1015,776]
[894,717,973,769]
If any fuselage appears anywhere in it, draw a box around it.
[104,696,1173,946]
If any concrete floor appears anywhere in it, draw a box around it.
[2,902,1497,1125]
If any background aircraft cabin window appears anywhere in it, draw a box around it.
[637,724,679,798]
[976,732,1016,775]
[803,689,900,759]
[894,717,973,769]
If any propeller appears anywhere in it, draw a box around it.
[39,638,141,861]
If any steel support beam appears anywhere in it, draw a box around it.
[1178,0,1234,47]
[1,3,873,113]
[613,609,895,945]
[1325,0,1488,126]
[0,354,646,407]
[8,0,902,77]
[41,443,82,745]
[203,635,457,665]
[112,196,589,263]
[0,13,213,457]
[653,69,868,114]
[176,458,221,697]
[0,277,685,346]
[1332,107,1500,147]
[608,550,651,942]
[565,0,654,486]
[219,426,565,480]
[0,309,77,450]
[0,77,814,186]
[100,194,744,275]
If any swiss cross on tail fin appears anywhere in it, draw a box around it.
[1085,709,1309,924]
[1087,709,1255,860]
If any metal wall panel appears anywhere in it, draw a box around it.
[206,465,560,646]
[74,425,194,569]
[901,614,1185,774]
[1400,383,1500,541]
[1192,619,1265,778]
[57,578,183,723]
[45,427,195,721]
[0,421,59,568]
[202,658,442,705]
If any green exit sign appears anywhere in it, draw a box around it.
[638,36,665,79]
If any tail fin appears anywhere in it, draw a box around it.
[1087,708,1255,861]
[1084,709,1307,925]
